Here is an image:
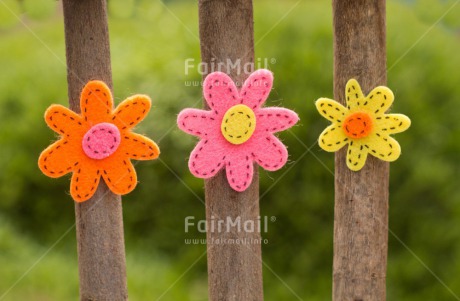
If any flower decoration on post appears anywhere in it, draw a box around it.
[177,69,299,192]
[38,80,160,202]
[316,79,410,171]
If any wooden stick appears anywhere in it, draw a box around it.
[332,1,388,300]
[198,1,264,300]
[62,1,128,300]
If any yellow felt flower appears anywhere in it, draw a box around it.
[315,79,411,171]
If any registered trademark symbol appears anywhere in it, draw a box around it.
[270,58,277,64]
[270,216,276,222]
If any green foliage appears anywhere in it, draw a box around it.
[108,0,136,19]
[22,0,56,20]
[0,0,21,29]
[0,0,459,300]
[412,0,460,30]
[0,216,206,300]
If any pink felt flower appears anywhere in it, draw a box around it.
[177,69,299,192]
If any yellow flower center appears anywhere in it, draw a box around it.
[221,104,256,145]
[343,112,373,139]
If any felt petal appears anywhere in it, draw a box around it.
[70,163,100,202]
[44,105,85,136]
[251,135,287,171]
[256,107,299,133]
[225,153,254,192]
[315,98,347,123]
[101,158,137,195]
[203,72,239,114]
[122,132,159,160]
[112,95,151,130]
[375,114,411,134]
[188,138,226,178]
[240,69,273,109]
[367,134,401,162]
[363,86,394,116]
[80,80,113,124]
[38,139,80,178]
[177,108,217,138]
[346,140,368,171]
[345,79,365,110]
[318,124,349,152]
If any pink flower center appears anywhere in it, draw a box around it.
[221,104,256,145]
[82,123,121,160]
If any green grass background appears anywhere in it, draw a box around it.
[0,0,459,300]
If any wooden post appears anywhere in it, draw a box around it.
[332,1,388,300]
[62,1,128,300]
[198,1,264,300]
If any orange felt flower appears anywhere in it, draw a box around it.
[38,80,160,202]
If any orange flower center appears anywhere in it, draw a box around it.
[82,123,121,159]
[342,112,373,139]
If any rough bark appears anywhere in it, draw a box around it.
[332,1,388,300]
[62,1,128,300]
[198,1,264,300]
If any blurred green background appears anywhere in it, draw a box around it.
[0,0,459,300]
